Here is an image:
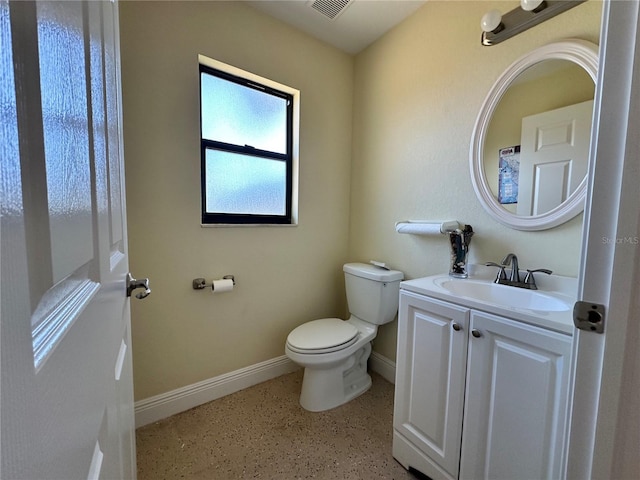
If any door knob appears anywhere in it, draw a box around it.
[452,323,462,331]
[126,273,151,299]
[471,329,482,338]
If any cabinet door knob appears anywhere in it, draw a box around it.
[452,323,462,331]
[471,329,482,338]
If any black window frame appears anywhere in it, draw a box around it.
[199,64,294,225]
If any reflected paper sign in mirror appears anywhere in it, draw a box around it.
[498,145,520,205]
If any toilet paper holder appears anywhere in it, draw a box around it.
[192,275,236,290]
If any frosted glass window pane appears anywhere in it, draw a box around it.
[1,0,22,219]
[205,149,286,216]
[37,0,93,283]
[201,73,287,154]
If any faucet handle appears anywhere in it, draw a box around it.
[523,268,552,290]
[485,262,507,283]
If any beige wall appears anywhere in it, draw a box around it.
[120,1,354,400]
[121,0,603,400]
[350,0,602,361]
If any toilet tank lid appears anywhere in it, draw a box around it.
[343,263,404,282]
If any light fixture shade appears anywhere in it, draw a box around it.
[481,9,503,33]
[521,0,545,11]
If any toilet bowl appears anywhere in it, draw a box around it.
[285,263,403,412]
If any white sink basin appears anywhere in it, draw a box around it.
[437,279,572,312]
[400,266,578,333]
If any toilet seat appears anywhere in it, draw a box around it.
[286,318,359,354]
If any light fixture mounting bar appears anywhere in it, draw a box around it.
[482,0,586,46]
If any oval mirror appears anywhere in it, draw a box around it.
[470,40,598,231]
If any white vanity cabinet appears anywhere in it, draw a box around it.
[393,289,573,480]
[393,291,470,480]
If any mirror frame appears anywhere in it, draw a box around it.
[470,39,599,231]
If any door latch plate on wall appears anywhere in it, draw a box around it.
[573,301,605,333]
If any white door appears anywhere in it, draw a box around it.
[1,1,140,479]
[393,291,469,480]
[459,311,572,480]
[517,100,594,216]
[567,1,640,478]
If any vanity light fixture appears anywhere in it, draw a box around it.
[481,9,504,34]
[481,0,585,46]
[520,0,546,13]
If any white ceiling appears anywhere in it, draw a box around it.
[245,0,427,54]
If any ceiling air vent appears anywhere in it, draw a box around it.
[309,0,353,20]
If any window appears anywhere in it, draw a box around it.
[199,56,299,225]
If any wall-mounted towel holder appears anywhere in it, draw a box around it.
[192,275,236,290]
[395,220,460,235]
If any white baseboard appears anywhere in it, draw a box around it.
[134,355,299,428]
[134,351,396,428]
[369,351,396,384]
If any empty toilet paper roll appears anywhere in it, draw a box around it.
[211,278,234,294]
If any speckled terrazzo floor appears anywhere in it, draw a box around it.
[136,370,425,479]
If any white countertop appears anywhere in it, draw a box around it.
[400,264,577,335]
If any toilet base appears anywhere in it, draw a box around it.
[299,343,372,412]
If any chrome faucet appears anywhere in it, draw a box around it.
[485,253,553,290]
[501,253,520,283]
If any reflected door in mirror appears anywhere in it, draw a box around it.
[518,100,594,215]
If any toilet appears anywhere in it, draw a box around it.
[285,262,404,412]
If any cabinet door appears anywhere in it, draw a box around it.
[393,291,470,480]
[460,311,572,480]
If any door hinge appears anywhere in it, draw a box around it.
[573,301,605,333]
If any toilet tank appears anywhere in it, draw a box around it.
[343,263,404,325]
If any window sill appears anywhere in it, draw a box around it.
[200,223,298,228]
